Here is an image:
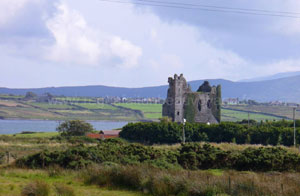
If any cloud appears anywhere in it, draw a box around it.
[1,0,300,88]
[110,36,142,68]
[45,3,142,67]
[0,0,30,26]
[45,3,101,65]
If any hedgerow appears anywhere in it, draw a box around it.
[120,121,300,146]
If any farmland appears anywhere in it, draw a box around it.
[0,96,142,121]
[0,94,297,122]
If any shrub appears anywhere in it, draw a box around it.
[16,141,300,172]
[57,120,94,136]
[21,181,50,196]
[54,183,76,196]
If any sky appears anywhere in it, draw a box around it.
[1,0,300,88]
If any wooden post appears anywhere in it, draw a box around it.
[228,176,231,194]
[6,151,9,164]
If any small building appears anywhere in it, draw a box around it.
[86,130,120,140]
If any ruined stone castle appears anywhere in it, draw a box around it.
[162,74,221,124]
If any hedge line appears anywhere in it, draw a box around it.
[16,139,300,172]
[120,121,300,146]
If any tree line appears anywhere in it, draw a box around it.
[120,120,300,146]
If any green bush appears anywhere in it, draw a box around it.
[16,139,180,169]
[120,121,300,146]
[57,120,94,136]
[16,141,300,172]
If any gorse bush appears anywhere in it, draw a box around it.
[120,121,300,146]
[21,181,50,196]
[16,140,300,172]
[16,139,179,169]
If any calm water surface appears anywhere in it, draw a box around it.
[0,120,129,134]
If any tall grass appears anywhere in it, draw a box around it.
[21,180,50,196]
[54,183,76,196]
[82,165,300,196]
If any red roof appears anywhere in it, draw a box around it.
[86,130,120,139]
[86,133,102,139]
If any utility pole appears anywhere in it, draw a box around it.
[293,107,296,148]
[248,111,250,129]
[182,118,186,144]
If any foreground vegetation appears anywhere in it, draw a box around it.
[0,168,145,196]
[2,165,300,196]
[2,132,300,195]
[15,139,300,172]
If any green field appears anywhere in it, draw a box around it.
[74,103,117,110]
[221,108,281,122]
[0,168,145,196]
[115,103,162,119]
[0,94,24,99]
[11,132,59,138]
[0,99,141,121]
[29,102,76,110]
[224,105,298,120]
[54,97,95,102]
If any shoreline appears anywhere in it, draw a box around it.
[0,118,134,122]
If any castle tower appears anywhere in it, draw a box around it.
[162,74,189,123]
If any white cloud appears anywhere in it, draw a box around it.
[0,0,31,26]
[265,59,300,73]
[1,0,300,88]
[45,3,142,68]
[45,3,101,65]
[110,36,142,68]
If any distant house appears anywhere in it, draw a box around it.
[269,101,284,106]
[86,130,120,140]
[223,98,239,105]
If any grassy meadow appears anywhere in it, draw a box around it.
[0,168,146,196]
[114,103,163,119]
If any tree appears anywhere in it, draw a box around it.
[25,92,37,99]
[57,120,94,136]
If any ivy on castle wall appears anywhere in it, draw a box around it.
[184,93,196,123]
[216,85,222,122]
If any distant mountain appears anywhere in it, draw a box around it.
[1,75,300,102]
[240,71,300,82]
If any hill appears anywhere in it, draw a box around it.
[240,71,300,82]
[1,75,300,102]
